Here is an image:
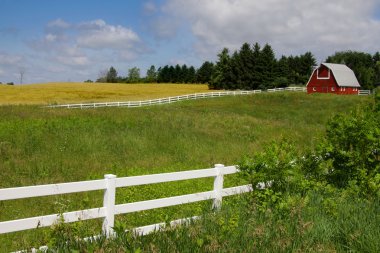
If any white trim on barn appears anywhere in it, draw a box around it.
[316,68,330,80]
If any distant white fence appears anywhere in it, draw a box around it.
[47,87,307,109]
[0,164,251,240]
[358,90,371,95]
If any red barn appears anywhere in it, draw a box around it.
[306,63,360,95]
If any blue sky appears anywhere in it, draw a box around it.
[1,0,380,84]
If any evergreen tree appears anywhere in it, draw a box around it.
[260,44,276,88]
[106,66,118,83]
[287,55,302,85]
[237,43,254,89]
[187,66,196,83]
[299,52,316,84]
[157,65,169,83]
[196,61,214,84]
[210,48,231,89]
[229,51,242,89]
[251,42,262,89]
[180,64,188,83]
[174,64,181,83]
[146,65,157,83]
[273,55,290,87]
[168,66,175,82]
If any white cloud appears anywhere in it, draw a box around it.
[45,33,57,42]
[0,52,22,65]
[47,18,70,29]
[49,45,89,67]
[77,19,140,50]
[21,19,148,83]
[164,0,380,61]
[56,55,90,66]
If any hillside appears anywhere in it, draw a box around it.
[0,92,370,251]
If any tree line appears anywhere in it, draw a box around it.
[209,43,316,90]
[92,42,380,90]
[93,63,213,84]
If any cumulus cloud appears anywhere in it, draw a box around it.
[77,19,140,50]
[20,18,148,82]
[164,0,380,61]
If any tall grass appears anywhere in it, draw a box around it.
[0,92,369,251]
[44,193,380,252]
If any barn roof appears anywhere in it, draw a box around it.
[322,63,360,87]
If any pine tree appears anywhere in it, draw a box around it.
[260,44,276,88]
[210,48,231,89]
[196,61,214,84]
[273,55,290,87]
[187,66,196,83]
[299,52,316,84]
[146,65,157,83]
[237,43,254,89]
[106,66,118,83]
[251,42,262,89]
[180,64,188,83]
[174,64,181,83]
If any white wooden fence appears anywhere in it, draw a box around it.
[46,87,308,109]
[0,164,252,239]
[358,90,371,95]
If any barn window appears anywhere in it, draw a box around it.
[317,68,330,79]
[331,87,335,91]
[313,87,316,91]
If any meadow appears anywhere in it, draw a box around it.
[0,90,371,251]
[0,82,212,105]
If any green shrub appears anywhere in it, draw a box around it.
[319,93,380,196]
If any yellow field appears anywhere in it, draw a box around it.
[0,82,214,105]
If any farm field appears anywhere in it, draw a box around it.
[0,82,213,105]
[0,91,370,251]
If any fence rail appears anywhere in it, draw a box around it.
[0,164,251,237]
[358,90,371,95]
[47,87,308,109]
[45,86,371,109]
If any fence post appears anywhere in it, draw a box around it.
[103,174,116,237]
[213,164,224,210]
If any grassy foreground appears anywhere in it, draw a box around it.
[49,193,380,252]
[0,92,369,251]
[0,82,212,105]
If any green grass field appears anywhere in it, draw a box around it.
[0,91,370,251]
